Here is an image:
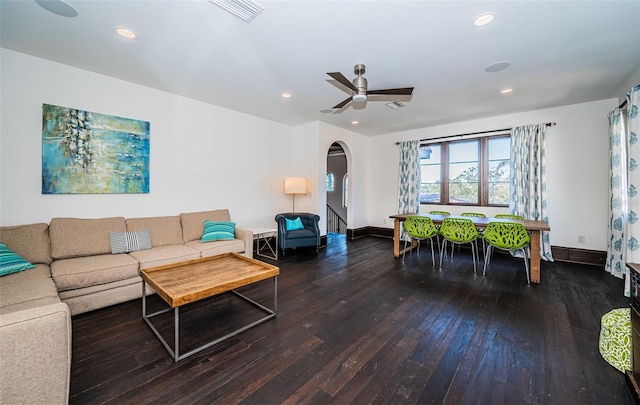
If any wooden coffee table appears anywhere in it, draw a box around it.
[140,253,279,361]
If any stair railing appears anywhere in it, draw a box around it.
[326,204,347,234]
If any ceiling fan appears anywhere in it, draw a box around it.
[326,64,414,110]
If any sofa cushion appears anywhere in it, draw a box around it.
[185,239,245,258]
[201,220,236,242]
[0,243,36,277]
[50,217,126,259]
[181,210,231,243]
[0,264,51,287]
[51,253,139,291]
[0,223,51,265]
[128,245,201,270]
[126,215,183,246]
[0,278,60,315]
[286,228,317,239]
[110,230,152,254]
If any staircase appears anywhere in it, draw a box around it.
[327,204,347,234]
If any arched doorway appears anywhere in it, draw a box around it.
[326,142,347,235]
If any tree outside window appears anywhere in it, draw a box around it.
[449,141,479,204]
[487,137,511,205]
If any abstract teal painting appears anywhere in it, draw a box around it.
[42,104,149,194]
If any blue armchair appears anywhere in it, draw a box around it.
[275,212,321,255]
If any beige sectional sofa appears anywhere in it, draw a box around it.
[0,209,251,404]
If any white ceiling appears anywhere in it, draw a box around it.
[2,0,639,136]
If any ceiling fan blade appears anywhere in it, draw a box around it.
[333,96,353,109]
[367,87,414,96]
[327,72,358,92]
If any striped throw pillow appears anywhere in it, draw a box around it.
[0,243,36,277]
[201,220,236,242]
[110,230,152,254]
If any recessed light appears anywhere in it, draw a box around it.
[35,0,77,17]
[500,88,513,95]
[351,120,359,125]
[473,12,495,27]
[115,27,137,40]
[485,61,511,73]
[281,92,292,99]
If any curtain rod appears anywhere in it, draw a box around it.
[395,122,556,145]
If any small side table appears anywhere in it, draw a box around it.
[248,227,278,260]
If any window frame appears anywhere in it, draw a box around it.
[342,174,348,207]
[420,134,510,207]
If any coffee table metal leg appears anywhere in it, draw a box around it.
[174,307,179,361]
[142,275,278,362]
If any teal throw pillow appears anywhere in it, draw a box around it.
[201,220,236,242]
[0,242,36,277]
[285,217,304,231]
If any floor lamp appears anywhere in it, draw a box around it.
[284,177,306,212]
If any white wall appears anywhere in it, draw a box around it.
[368,98,618,251]
[287,121,320,217]
[0,49,294,227]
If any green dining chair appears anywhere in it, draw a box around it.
[402,216,439,266]
[461,212,486,218]
[482,221,531,284]
[485,214,524,266]
[495,214,524,220]
[461,212,486,258]
[438,217,480,273]
[429,210,450,255]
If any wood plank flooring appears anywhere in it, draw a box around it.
[69,235,633,404]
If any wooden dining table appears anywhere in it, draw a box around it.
[389,213,551,284]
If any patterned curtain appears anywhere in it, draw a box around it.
[510,124,554,261]
[606,84,640,296]
[398,140,421,215]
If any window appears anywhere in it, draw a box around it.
[326,173,335,192]
[342,174,348,207]
[487,137,511,205]
[419,135,511,206]
[420,145,441,203]
[449,141,479,203]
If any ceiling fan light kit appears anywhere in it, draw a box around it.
[352,94,367,103]
[327,64,414,111]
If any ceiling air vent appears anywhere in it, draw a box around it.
[209,0,264,22]
[385,101,406,110]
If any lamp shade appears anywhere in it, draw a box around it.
[284,177,306,195]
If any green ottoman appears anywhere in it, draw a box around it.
[599,307,631,373]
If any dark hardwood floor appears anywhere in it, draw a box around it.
[69,235,633,404]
